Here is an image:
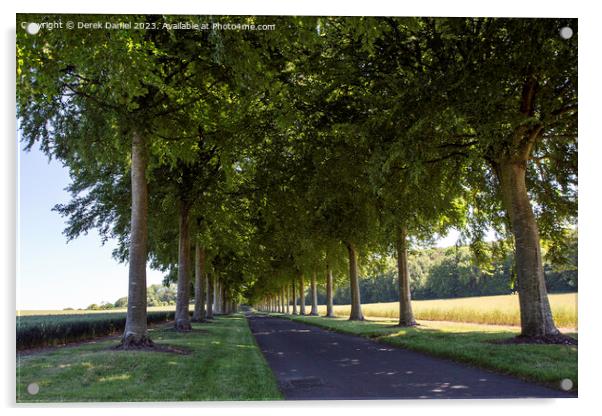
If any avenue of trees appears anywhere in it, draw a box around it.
[17,16,577,346]
[82,234,576,311]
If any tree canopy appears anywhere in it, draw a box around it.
[18,15,577,343]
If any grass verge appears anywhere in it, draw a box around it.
[270,313,577,393]
[17,314,282,402]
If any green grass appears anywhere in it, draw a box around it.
[16,314,282,402]
[308,293,577,328]
[271,313,577,392]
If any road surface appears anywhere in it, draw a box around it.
[247,314,575,400]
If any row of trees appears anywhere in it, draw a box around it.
[85,284,178,310]
[17,15,577,346]
[310,240,577,305]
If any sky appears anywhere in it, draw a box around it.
[17,143,165,310]
[17,139,464,311]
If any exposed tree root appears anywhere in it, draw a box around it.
[113,335,155,351]
[174,320,192,332]
[111,341,191,355]
[396,321,418,327]
[191,318,212,323]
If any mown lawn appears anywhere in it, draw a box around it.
[17,314,282,402]
[272,313,577,392]
[305,293,577,328]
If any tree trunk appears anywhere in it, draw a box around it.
[222,290,227,315]
[325,264,335,318]
[292,280,298,315]
[497,159,559,337]
[175,201,192,331]
[345,241,364,321]
[299,274,306,315]
[206,274,214,319]
[223,290,230,315]
[214,278,221,314]
[121,132,152,347]
[285,286,290,314]
[192,243,207,322]
[396,226,416,326]
[310,271,319,315]
[218,280,223,314]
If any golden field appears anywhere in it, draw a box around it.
[18,293,577,328]
[310,293,577,328]
[17,305,176,317]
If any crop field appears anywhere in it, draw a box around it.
[311,293,577,328]
[17,310,176,350]
[16,293,576,351]
[17,305,176,317]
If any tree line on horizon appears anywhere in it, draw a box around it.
[17,15,577,347]
[80,232,577,311]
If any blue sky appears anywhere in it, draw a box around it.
[17,143,165,310]
[17,139,462,311]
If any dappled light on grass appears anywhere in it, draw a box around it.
[98,373,131,383]
[16,314,282,402]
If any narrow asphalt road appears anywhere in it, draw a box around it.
[247,314,575,400]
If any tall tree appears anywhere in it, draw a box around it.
[192,242,207,322]
[432,18,577,339]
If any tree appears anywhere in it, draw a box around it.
[17,15,174,347]
[114,297,128,308]
[431,18,577,339]
[192,242,207,322]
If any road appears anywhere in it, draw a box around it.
[247,314,575,400]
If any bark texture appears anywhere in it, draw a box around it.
[214,279,221,314]
[310,271,319,315]
[497,159,559,337]
[345,241,364,321]
[325,264,335,318]
[192,243,207,322]
[220,285,224,314]
[292,280,298,315]
[299,274,306,315]
[206,274,214,319]
[121,132,152,347]
[175,202,192,331]
[396,226,416,326]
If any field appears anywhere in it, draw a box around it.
[274,314,577,392]
[309,293,577,328]
[16,315,282,402]
[17,310,176,350]
[17,305,176,317]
